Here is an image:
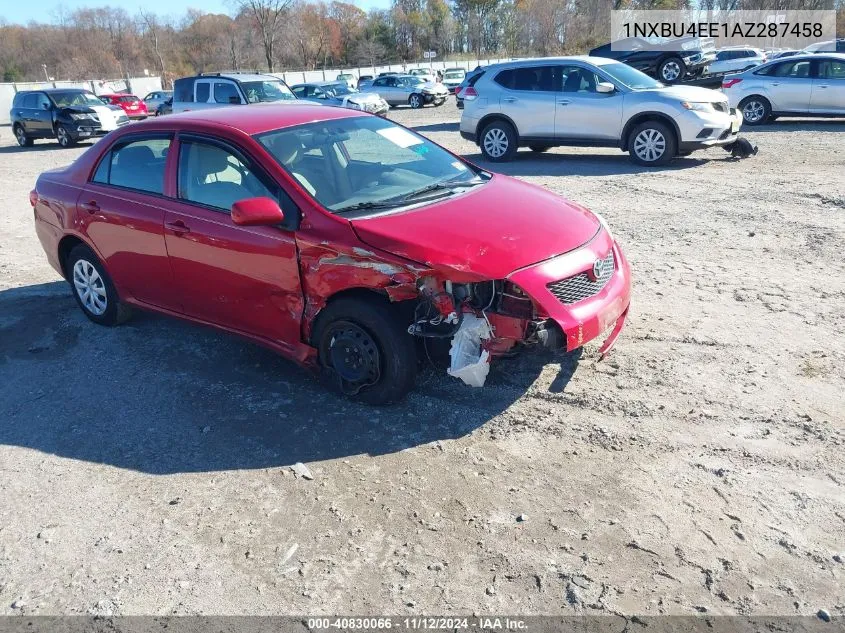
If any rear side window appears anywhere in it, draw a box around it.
[819,59,845,79]
[495,66,559,91]
[22,94,38,109]
[214,81,241,104]
[196,83,210,103]
[174,78,194,102]
[92,137,171,195]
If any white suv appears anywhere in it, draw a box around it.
[707,47,767,75]
[459,56,743,165]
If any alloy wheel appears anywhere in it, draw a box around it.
[483,128,508,158]
[57,126,70,147]
[633,128,666,163]
[15,127,27,146]
[72,259,108,316]
[661,61,681,82]
[742,100,765,123]
[409,94,422,109]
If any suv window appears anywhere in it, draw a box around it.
[818,59,845,79]
[495,66,559,91]
[373,78,387,87]
[196,82,210,103]
[35,93,51,109]
[291,86,306,97]
[214,81,241,104]
[178,140,275,212]
[174,78,193,102]
[561,66,601,93]
[21,93,39,109]
[93,137,171,195]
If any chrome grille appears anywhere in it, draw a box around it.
[546,250,615,305]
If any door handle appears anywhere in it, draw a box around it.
[80,200,99,214]
[817,84,829,89]
[502,97,517,102]
[165,220,190,235]
[771,82,780,86]
[557,99,572,105]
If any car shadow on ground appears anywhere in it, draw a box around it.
[463,151,712,177]
[0,282,581,474]
[411,121,460,134]
[747,118,845,133]
[0,141,94,154]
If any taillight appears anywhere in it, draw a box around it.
[29,189,38,207]
[462,86,478,101]
[722,78,743,89]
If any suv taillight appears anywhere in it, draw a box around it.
[462,86,478,101]
[722,78,743,88]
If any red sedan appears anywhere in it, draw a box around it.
[99,93,148,119]
[31,104,631,403]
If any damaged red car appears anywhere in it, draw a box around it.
[31,104,631,404]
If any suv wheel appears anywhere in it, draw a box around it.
[14,124,33,147]
[658,57,685,83]
[628,121,676,166]
[56,125,75,148]
[738,96,771,125]
[409,93,423,109]
[480,120,517,162]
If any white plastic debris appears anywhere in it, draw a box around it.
[447,313,492,388]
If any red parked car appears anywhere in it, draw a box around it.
[31,104,631,403]
[99,93,148,119]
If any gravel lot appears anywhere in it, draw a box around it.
[0,103,843,617]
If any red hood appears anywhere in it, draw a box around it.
[350,175,601,280]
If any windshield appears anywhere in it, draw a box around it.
[241,80,295,103]
[324,83,356,96]
[600,63,663,90]
[444,70,465,80]
[50,91,104,107]
[257,116,483,214]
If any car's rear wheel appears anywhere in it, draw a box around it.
[658,57,685,83]
[529,144,552,153]
[56,125,75,148]
[409,93,423,109]
[14,124,33,147]
[739,96,771,125]
[314,297,416,405]
[480,120,517,162]
[628,121,676,166]
[66,244,132,326]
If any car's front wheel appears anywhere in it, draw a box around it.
[628,121,676,166]
[658,57,685,83]
[738,96,771,125]
[480,120,517,162]
[409,93,423,109]
[66,244,132,326]
[56,125,75,148]
[14,124,33,147]
[314,296,417,405]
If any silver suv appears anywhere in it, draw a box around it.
[172,72,296,113]
[460,57,743,165]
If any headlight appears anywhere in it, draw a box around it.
[681,101,713,112]
[70,113,95,121]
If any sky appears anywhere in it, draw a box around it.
[1,0,391,25]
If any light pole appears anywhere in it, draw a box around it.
[42,64,49,82]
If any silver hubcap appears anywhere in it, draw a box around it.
[73,259,107,316]
[662,61,681,81]
[16,128,26,145]
[410,95,420,107]
[743,101,765,122]
[57,128,68,144]
[633,129,666,162]
[483,128,508,158]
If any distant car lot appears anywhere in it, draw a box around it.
[0,103,844,616]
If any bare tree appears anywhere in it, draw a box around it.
[139,9,167,84]
[230,0,293,71]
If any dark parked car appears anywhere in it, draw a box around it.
[590,37,715,83]
[155,97,173,116]
[11,88,130,148]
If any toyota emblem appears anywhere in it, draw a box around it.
[592,258,605,280]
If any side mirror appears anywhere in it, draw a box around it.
[596,82,616,94]
[231,197,285,227]
[42,102,51,110]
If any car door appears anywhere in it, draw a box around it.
[555,64,623,141]
[764,59,813,112]
[381,77,400,103]
[82,133,178,310]
[494,65,559,140]
[163,134,303,348]
[191,79,214,110]
[31,93,56,136]
[15,94,41,136]
[810,58,845,114]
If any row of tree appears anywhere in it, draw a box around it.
[0,0,842,83]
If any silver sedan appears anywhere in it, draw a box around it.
[359,74,449,109]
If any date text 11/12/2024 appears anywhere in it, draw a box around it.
[308,617,528,630]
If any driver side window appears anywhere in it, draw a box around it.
[178,140,276,212]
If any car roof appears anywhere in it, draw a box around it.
[28,88,92,93]
[143,103,359,135]
[192,72,279,82]
[484,55,620,70]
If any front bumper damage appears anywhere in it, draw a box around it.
[413,230,632,387]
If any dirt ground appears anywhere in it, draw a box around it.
[0,103,843,618]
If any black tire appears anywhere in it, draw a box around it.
[479,119,517,162]
[408,93,423,109]
[13,124,33,147]
[66,244,132,326]
[628,120,677,166]
[658,56,685,83]
[56,124,75,147]
[738,96,771,126]
[529,144,552,153]
[313,296,417,405]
